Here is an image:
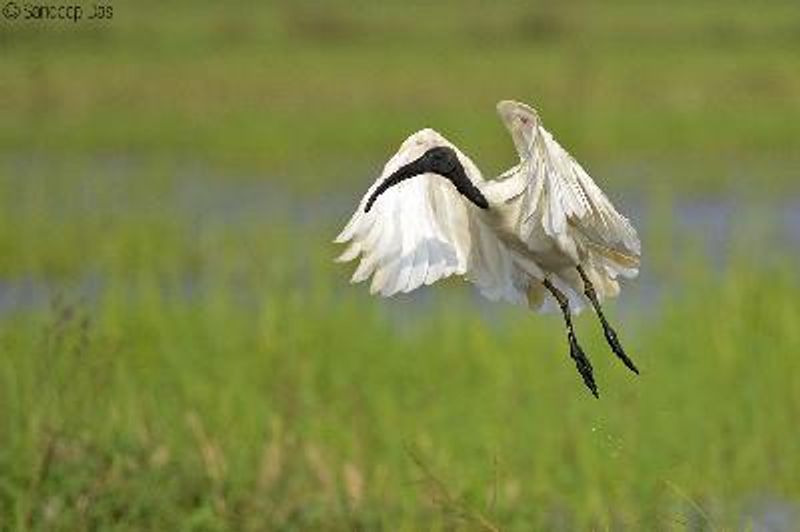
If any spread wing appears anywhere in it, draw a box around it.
[335,128,529,304]
[496,100,641,276]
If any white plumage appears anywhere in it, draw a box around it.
[336,100,639,311]
[335,100,641,395]
[336,128,530,304]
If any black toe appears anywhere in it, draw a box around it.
[569,334,599,398]
[604,325,639,375]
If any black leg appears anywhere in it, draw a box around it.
[576,265,639,375]
[542,278,599,398]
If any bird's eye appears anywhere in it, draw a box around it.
[431,150,456,173]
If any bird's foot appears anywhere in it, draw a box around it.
[568,334,599,398]
[602,323,639,375]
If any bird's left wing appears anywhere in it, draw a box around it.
[496,100,641,275]
[335,128,528,303]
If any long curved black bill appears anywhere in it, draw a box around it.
[364,150,489,213]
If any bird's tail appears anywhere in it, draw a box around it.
[527,256,627,315]
[527,273,591,315]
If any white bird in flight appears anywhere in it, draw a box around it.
[335,100,641,396]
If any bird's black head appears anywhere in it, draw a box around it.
[365,146,489,212]
[420,146,460,176]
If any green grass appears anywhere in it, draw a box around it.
[1,166,799,530]
[1,1,799,191]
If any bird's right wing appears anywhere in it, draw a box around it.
[335,128,529,304]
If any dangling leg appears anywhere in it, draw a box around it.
[576,265,639,375]
[542,278,599,398]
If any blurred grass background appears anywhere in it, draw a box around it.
[2,1,800,189]
[1,1,800,530]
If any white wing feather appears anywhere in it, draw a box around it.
[335,128,528,303]
[497,101,641,275]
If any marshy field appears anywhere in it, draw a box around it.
[2,2,800,530]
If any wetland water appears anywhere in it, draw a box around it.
[2,175,799,318]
